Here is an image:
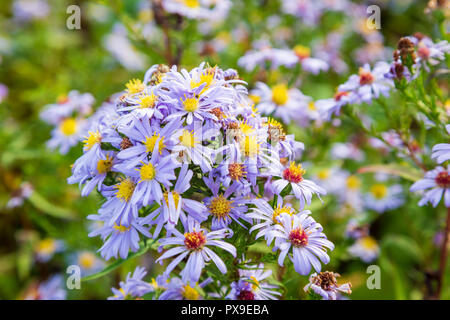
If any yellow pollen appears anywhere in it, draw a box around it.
[139,162,156,181]
[370,184,387,199]
[240,135,260,158]
[60,118,77,136]
[249,276,260,290]
[293,45,311,59]
[182,96,199,112]
[36,239,56,255]
[179,130,197,148]
[272,205,295,224]
[125,79,146,94]
[143,133,165,154]
[317,169,330,180]
[209,195,233,219]
[115,178,136,202]
[78,252,96,269]
[346,175,361,190]
[271,84,289,106]
[183,0,200,8]
[97,154,113,174]
[249,94,261,104]
[191,69,215,93]
[239,120,255,135]
[182,284,200,300]
[138,93,158,109]
[360,236,378,250]
[83,131,102,150]
[113,224,131,233]
[163,191,180,208]
[308,101,316,111]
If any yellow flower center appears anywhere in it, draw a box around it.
[83,131,102,150]
[209,195,233,219]
[249,276,260,290]
[308,101,316,111]
[317,169,330,180]
[78,252,96,269]
[138,93,158,109]
[36,239,56,255]
[143,133,165,154]
[182,284,200,300]
[115,178,136,202]
[346,175,361,190]
[293,45,311,59]
[282,162,306,183]
[182,96,199,112]
[113,224,131,233]
[228,163,247,181]
[179,130,197,148]
[60,118,77,136]
[240,135,260,158]
[239,120,255,135]
[97,154,113,174]
[360,236,378,250]
[271,84,289,105]
[370,184,387,199]
[125,79,146,94]
[272,205,295,224]
[139,162,156,181]
[249,94,261,104]
[183,0,200,8]
[191,69,215,93]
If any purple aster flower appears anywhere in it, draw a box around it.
[156,217,236,283]
[108,266,154,300]
[304,271,352,300]
[144,164,208,237]
[203,175,250,230]
[410,165,450,207]
[271,161,326,209]
[24,275,66,300]
[338,61,393,103]
[88,214,151,260]
[158,277,212,300]
[226,263,281,300]
[266,212,334,275]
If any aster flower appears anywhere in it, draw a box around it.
[316,90,356,121]
[158,277,212,300]
[338,61,393,103]
[108,266,154,300]
[271,161,326,209]
[227,263,281,300]
[161,0,232,21]
[23,275,66,300]
[304,272,352,300]
[410,165,450,207]
[120,142,179,207]
[364,183,404,213]
[73,251,104,276]
[348,236,380,263]
[116,115,181,168]
[88,213,151,260]
[251,82,310,124]
[267,212,334,275]
[46,117,87,155]
[156,218,236,283]
[203,175,250,230]
[144,164,208,236]
[34,238,64,263]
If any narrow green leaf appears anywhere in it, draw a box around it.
[28,191,76,220]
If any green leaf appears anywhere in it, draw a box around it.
[357,163,423,182]
[81,239,158,282]
[28,191,76,220]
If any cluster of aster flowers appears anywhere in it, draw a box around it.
[40,90,95,154]
[68,62,348,300]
